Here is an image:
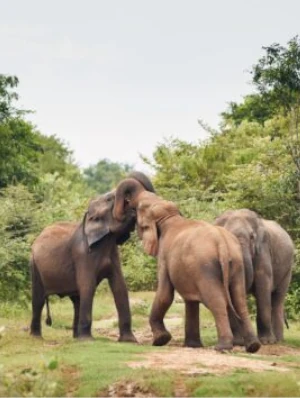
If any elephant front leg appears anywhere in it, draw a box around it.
[184,301,203,348]
[70,295,80,338]
[109,268,137,343]
[77,284,96,339]
[255,277,276,344]
[150,267,174,346]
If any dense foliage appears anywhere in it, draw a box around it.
[0,36,300,320]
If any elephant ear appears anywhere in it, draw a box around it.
[83,212,110,249]
[142,220,159,257]
[137,201,159,257]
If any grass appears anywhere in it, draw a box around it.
[187,372,300,397]
[1,287,300,397]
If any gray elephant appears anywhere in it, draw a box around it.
[30,172,154,340]
[214,209,294,344]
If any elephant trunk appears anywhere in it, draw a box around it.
[218,241,241,321]
[128,171,155,193]
[240,244,254,292]
[113,178,146,221]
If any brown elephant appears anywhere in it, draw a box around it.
[214,209,294,344]
[30,172,154,340]
[112,179,261,353]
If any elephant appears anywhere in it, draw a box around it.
[30,172,155,340]
[214,209,294,344]
[112,178,261,353]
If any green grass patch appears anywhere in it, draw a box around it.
[187,371,300,397]
[1,290,300,397]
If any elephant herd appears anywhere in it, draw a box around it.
[30,172,294,354]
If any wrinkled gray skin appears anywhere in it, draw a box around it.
[215,209,294,345]
[30,172,154,340]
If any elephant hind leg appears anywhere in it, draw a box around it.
[229,272,261,353]
[184,301,203,348]
[228,308,244,346]
[30,261,45,337]
[202,289,233,351]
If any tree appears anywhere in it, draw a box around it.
[83,159,133,194]
[221,94,277,126]
[0,74,28,122]
[252,35,300,113]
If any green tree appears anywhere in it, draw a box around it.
[252,35,300,112]
[83,159,132,194]
[0,119,80,188]
[0,74,28,122]
[221,94,277,126]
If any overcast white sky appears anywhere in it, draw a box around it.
[1,0,300,172]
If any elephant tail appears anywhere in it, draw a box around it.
[45,297,52,326]
[218,242,241,321]
[284,311,289,329]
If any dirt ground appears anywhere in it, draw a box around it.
[96,320,300,376]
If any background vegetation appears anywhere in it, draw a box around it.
[0,36,300,320]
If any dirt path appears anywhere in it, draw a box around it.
[127,346,296,375]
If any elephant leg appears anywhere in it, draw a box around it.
[30,264,45,337]
[271,270,291,342]
[228,309,244,346]
[150,266,174,346]
[30,293,45,337]
[184,301,203,348]
[202,289,233,352]
[255,277,276,344]
[108,268,137,343]
[70,295,80,338]
[77,283,96,339]
[229,273,261,353]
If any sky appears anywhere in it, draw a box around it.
[1,0,300,172]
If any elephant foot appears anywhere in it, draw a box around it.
[232,336,244,346]
[259,334,276,345]
[152,330,172,346]
[30,332,43,339]
[184,339,204,348]
[118,332,138,343]
[215,338,233,352]
[77,334,94,341]
[30,328,42,338]
[245,337,261,353]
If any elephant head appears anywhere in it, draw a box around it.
[215,209,268,286]
[136,193,180,256]
[84,172,155,249]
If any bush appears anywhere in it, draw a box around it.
[121,235,157,291]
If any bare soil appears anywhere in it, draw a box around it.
[127,347,293,375]
[95,319,300,377]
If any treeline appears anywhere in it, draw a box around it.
[0,36,300,319]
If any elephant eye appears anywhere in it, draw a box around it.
[94,216,101,222]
